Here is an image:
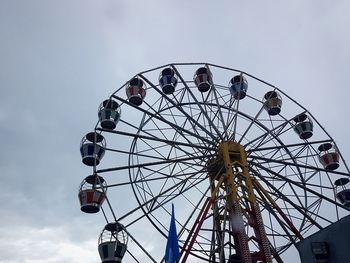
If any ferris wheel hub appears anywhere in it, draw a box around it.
[217,141,247,165]
[207,141,248,181]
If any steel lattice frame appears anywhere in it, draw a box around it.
[88,63,350,263]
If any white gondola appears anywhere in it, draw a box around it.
[229,75,248,100]
[98,222,128,263]
[292,113,313,139]
[334,178,350,208]
[126,77,146,106]
[80,132,106,166]
[194,67,212,92]
[98,99,121,130]
[159,67,178,94]
[318,143,340,170]
[78,175,106,214]
[263,91,282,115]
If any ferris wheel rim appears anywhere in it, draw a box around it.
[80,62,350,263]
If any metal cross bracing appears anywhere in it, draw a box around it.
[182,141,288,263]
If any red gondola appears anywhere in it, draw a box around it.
[194,67,212,92]
[78,175,106,214]
[126,77,146,106]
[318,143,340,171]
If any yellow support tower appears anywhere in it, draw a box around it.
[208,141,272,263]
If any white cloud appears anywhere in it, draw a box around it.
[0,225,99,263]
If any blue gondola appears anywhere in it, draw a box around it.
[318,143,340,170]
[80,132,106,166]
[229,75,248,100]
[159,67,178,94]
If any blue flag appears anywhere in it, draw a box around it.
[165,204,180,263]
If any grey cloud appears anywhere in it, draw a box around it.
[0,0,349,262]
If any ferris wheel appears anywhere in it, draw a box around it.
[78,63,350,263]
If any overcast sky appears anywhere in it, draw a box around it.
[0,1,350,262]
